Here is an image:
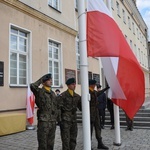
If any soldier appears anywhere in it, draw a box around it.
[107,97,115,130]
[55,89,61,96]
[89,79,109,150]
[97,84,107,129]
[59,78,81,150]
[30,73,58,150]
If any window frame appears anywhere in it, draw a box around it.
[122,9,126,23]
[48,0,60,11]
[76,35,80,70]
[9,24,31,87]
[111,0,114,9]
[116,1,120,17]
[128,16,131,30]
[48,39,62,87]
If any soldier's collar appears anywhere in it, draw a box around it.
[43,85,51,92]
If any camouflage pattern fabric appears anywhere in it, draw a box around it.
[30,77,58,150]
[58,90,81,150]
[89,89,102,140]
[37,121,56,150]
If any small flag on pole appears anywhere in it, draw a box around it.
[26,84,35,125]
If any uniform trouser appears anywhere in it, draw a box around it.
[91,115,102,141]
[108,108,114,126]
[60,121,77,150]
[98,109,106,126]
[126,114,133,129]
[37,121,56,150]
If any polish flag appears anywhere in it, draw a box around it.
[26,85,35,125]
[87,0,145,119]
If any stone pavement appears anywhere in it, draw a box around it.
[0,124,150,150]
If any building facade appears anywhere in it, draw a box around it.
[0,0,149,126]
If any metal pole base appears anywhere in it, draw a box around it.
[26,125,35,130]
[113,142,121,146]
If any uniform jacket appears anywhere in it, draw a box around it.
[97,92,107,110]
[89,89,99,122]
[30,78,58,122]
[58,90,81,122]
[89,86,109,122]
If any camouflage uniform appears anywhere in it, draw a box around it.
[89,89,102,141]
[30,76,58,150]
[59,90,81,150]
[89,86,109,149]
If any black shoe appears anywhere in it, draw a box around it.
[110,126,114,130]
[125,127,130,131]
[97,144,109,149]
[130,128,133,131]
[101,125,104,129]
[98,139,109,149]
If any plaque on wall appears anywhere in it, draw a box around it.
[88,71,92,80]
[65,69,76,82]
[0,61,4,86]
[93,73,100,84]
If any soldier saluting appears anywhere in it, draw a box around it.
[30,73,58,150]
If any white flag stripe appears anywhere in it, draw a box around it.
[87,0,113,18]
[26,85,34,119]
[101,57,126,99]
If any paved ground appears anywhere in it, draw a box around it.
[0,124,150,150]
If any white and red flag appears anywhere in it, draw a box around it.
[26,84,35,125]
[87,0,145,119]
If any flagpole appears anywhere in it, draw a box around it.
[77,0,91,150]
[107,0,121,146]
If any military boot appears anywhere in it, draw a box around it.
[97,138,109,149]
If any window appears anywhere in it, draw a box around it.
[128,16,131,29]
[10,26,29,86]
[132,22,135,34]
[134,44,137,56]
[138,48,141,63]
[124,35,127,42]
[75,0,78,9]
[122,9,126,23]
[130,40,132,50]
[111,0,114,9]
[48,40,61,86]
[139,32,141,42]
[76,35,80,70]
[48,0,60,10]
[116,2,120,16]
[141,51,143,65]
[136,28,139,39]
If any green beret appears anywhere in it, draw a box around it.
[66,78,76,85]
[97,84,102,89]
[89,79,97,85]
[42,73,52,83]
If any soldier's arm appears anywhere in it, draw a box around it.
[77,96,82,111]
[30,74,51,95]
[97,86,110,96]
[30,77,43,96]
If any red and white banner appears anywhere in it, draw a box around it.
[26,85,35,125]
[87,0,145,119]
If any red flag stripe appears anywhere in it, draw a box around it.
[87,0,145,119]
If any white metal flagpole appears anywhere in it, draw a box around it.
[77,0,91,150]
[107,0,121,145]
